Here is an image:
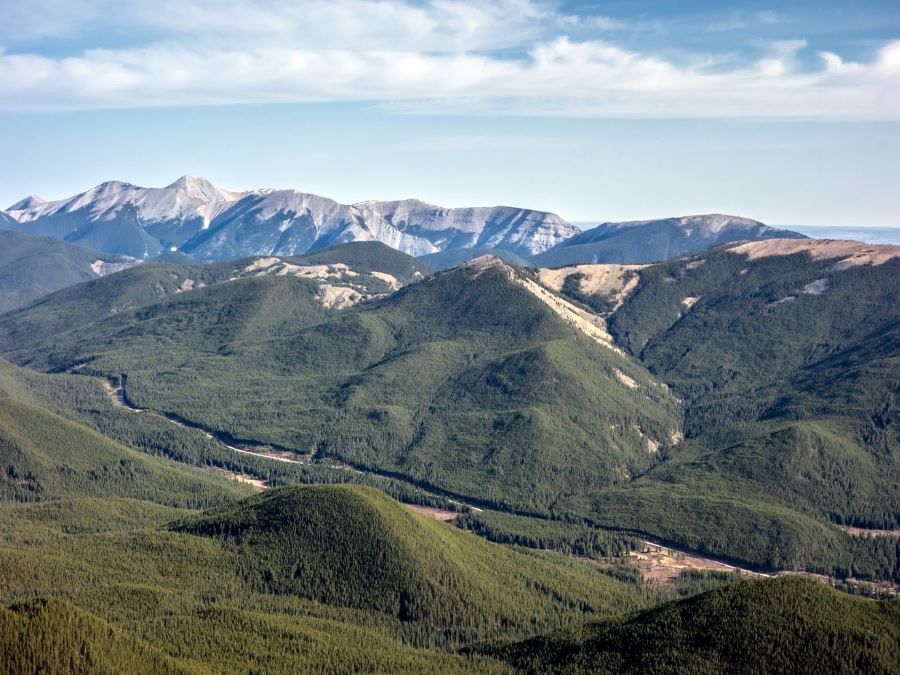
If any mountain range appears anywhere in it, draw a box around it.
[2,177,805,266]
[3,176,577,261]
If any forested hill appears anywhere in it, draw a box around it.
[530,240,900,576]
[1,256,682,513]
[0,230,140,314]
[482,576,900,674]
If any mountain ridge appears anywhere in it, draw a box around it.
[4,177,577,261]
[534,213,806,266]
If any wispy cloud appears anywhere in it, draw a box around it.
[0,0,898,120]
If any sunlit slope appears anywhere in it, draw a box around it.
[0,360,245,508]
[3,259,681,513]
[570,242,900,574]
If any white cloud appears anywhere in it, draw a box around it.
[0,0,898,120]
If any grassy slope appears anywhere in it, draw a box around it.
[482,576,900,674]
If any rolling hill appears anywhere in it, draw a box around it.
[566,239,900,575]
[1,235,900,670]
[482,576,900,674]
[172,484,646,632]
[0,241,425,352]
[0,357,656,670]
[3,239,898,578]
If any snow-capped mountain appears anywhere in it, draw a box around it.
[4,178,577,261]
[532,214,806,266]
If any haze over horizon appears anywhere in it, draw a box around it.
[1,0,899,226]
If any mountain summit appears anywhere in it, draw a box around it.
[4,178,577,261]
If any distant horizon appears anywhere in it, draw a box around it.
[2,1,899,228]
[4,175,899,237]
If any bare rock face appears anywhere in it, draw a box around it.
[4,178,576,261]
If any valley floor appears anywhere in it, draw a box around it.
[100,374,899,598]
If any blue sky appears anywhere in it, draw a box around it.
[1,0,898,226]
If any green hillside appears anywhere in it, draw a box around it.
[290,240,430,282]
[0,241,428,354]
[2,259,681,513]
[0,598,186,675]
[568,244,900,576]
[174,485,646,635]
[482,576,900,674]
[0,366,653,671]
[2,240,898,582]
[0,365,247,508]
[0,230,137,314]
[0,480,648,670]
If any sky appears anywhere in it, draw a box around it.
[0,0,898,226]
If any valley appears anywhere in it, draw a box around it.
[90,307,900,599]
[1,230,898,673]
[4,2,900,670]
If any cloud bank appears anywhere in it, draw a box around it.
[0,0,898,119]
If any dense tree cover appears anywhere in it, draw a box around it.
[172,485,650,644]
[456,509,639,557]
[0,480,649,671]
[568,247,900,575]
[0,241,422,352]
[2,263,681,514]
[0,358,490,511]
[288,240,430,282]
[481,576,900,674]
[3,243,898,580]
[0,391,244,509]
[0,598,184,674]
